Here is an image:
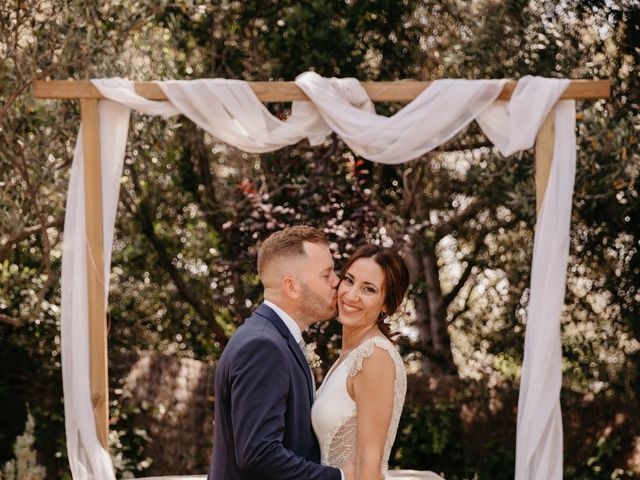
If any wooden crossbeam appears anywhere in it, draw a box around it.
[33,79,610,102]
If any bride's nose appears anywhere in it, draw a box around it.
[341,284,359,302]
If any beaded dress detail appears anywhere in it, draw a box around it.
[311,337,406,477]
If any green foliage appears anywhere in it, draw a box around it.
[392,399,518,480]
[109,398,154,478]
[391,402,466,477]
[566,433,637,480]
[2,411,46,480]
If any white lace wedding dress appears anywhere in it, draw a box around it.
[311,336,444,479]
[310,336,405,477]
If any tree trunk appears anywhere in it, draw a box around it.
[401,161,458,377]
[406,238,458,376]
[422,247,457,375]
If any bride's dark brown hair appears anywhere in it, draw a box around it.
[339,244,410,340]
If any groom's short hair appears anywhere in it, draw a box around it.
[257,226,328,279]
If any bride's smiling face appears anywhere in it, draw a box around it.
[338,257,387,328]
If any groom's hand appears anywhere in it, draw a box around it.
[342,463,355,480]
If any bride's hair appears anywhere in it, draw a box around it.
[339,244,410,340]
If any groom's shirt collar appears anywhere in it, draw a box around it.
[263,300,303,344]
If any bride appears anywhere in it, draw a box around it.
[312,244,443,480]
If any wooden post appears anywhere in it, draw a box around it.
[80,98,109,450]
[535,109,555,216]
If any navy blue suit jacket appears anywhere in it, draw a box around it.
[208,303,341,480]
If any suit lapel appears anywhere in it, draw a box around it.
[287,336,315,402]
[255,303,315,403]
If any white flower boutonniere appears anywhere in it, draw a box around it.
[304,342,322,369]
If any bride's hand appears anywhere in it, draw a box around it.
[343,462,384,480]
[342,462,355,480]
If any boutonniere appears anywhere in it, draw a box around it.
[304,342,322,369]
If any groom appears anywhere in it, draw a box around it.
[207,226,348,480]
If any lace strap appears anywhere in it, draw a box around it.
[347,337,397,378]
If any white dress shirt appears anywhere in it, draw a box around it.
[263,300,303,345]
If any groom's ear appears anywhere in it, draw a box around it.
[282,276,301,299]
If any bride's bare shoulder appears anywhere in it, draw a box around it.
[348,336,397,380]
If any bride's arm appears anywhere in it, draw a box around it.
[348,347,396,480]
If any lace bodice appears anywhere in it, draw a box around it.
[311,336,407,477]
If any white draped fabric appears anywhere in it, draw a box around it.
[60,72,575,479]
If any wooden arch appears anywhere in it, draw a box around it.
[33,78,611,449]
